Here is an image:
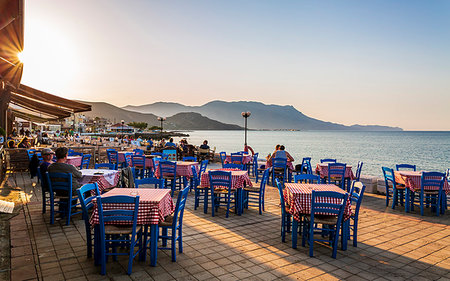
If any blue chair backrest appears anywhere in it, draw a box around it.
[223,163,245,170]
[355,161,363,181]
[219,152,227,166]
[275,178,287,216]
[95,163,116,170]
[171,186,190,228]
[421,172,445,191]
[81,154,91,169]
[272,157,287,169]
[328,163,346,180]
[311,190,348,223]
[182,156,197,162]
[77,183,100,218]
[260,168,270,189]
[382,166,397,188]
[159,161,177,178]
[131,155,145,167]
[321,158,337,163]
[133,149,144,155]
[200,160,208,175]
[230,153,243,164]
[191,166,199,187]
[395,164,416,171]
[135,177,163,188]
[349,180,366,214]
[97,195,139,233]
[209,170,232,190]
[107,150,118,165]
[47,172,73,195]
[294,174,321,184]
[301,157,312,174]
[68,148,75,156]
[27,149,36,161]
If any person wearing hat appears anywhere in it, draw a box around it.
[39,148,55,191]
[48,147,82,194]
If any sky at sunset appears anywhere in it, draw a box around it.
[20,0,450,130]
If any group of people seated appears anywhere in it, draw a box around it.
[266,144,294,165]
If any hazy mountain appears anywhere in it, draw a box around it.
[81,102,242,130]
[123,100,402,131]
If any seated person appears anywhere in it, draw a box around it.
[198,140,210,160]
[165,138,176,147]
[268,145,294,164]
[40,148,55,191]
[18,137,30,148]
[48,147,82,194]
[200,140,210,150]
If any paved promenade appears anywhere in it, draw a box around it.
[2,171,450,280]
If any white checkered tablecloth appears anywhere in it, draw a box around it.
[225,154,253,164]
[90,188,174,225]
[200,169,253,190]
[80,169,120,192]
[66,156,82,167]
[155,161,199,178]
[315,164,354,180]
[394,171,450,195]
[284,183,352,222]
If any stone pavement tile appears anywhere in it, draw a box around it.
[10,265,37,281]
[44,273,66,281]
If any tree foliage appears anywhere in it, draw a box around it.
[127,122,148,130]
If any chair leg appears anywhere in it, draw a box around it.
[292,219,298,249]
[308,224,314,257]
[281,214,286,243]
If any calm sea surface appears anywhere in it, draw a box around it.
[174,130,450,178]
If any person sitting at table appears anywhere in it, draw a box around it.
[48,147,82,194]
[40,148,55,191]
[18,136,30,148]
[165,138,176,147]
[268,145,294,164]
[200,140,210,150]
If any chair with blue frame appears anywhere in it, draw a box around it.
[395,164,416,171]
[37,167,50,214]
[243,168,269,215]
[68,148,75,156]
[123,153,133,168]
[328,163,347,190]
[223,163,245,170]
[182,156,197,162]
[95,163,116,170]
[302,190,348,258]
[272,157,288,187]
[46,172,82,225]
[107,149,119,169]
[248,153,259,175]
[97,195,143,275]
[76,183,100,258]
[321,158,337,163]
[209,170,236,218]
[219,152,227,168]
[230,153,243,164]
[275,178,291,242]
[81,154,91,169]
[355,161,363,181]
[133,148,144,155]
[27,149,36,161]
[134,177,164,189]
[151,152,162,157]
[346,180,366,247]
[410,172,445,216]
[301,157,313,174]
[382,167,409,211]
[131,155,146,179]
[159,161,177,196]
[193,161,209,211]
[157,186,189,262]
[294,174,321,184]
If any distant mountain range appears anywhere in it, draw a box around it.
[81,102,242,130]
[123,101,402,131]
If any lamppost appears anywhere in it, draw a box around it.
[93,120,96,133]
[241,111,251,148]
[157,117,166,138]
[121,120,124,137]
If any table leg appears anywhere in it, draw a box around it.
[292,219,298,249]
[150,224,158,266]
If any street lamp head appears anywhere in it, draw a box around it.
[241,111,251,118]
[121,120,124,125]
[157,117,166,121]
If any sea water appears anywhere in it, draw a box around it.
[174,130,450,177]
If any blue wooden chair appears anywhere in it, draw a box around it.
[37,166,50,214]
[347,181,366,247]
[395,164,416,171]
[243,168,269,215]
[250,153,259,176]
[272,157,288,187]
[97,195,143,275]
[410,172,445,216]
[159,161,177,196]
[71,151,84,157]
[123,153,133,168]
[301,157,313,174]
[355,161,363,181]
[294,174,321,184]
[46,172,82,225]
[131,155,146,179]
[328,163,347,190]
[275,178,291,243]
[321,158,336,163]
[158,186,189,262]
[209,170,235,218]
[182,156,197,162]
[27,149,36,161]
[230,152,243,164]
[76,183,100,258]
[95,163,117,170]
[133,148,144,155]
[223,163,245,170]
[134,177,164,189]
[382,167,409,211]
[81,154,91,169]
[193,162,209,212]
[219,152,227,168]
[106,149,118,169]
[302,190,348,258]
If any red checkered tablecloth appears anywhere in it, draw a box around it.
[315,164,354,180]
[155,161,199,178]
[118,152,133,166]
[284,183,352,222]
[225,154,253,164]
[394,171,450,195]
[80,169,120,192]
[66,156,82,167]
[90,188,174,225]
[200,169,252,190]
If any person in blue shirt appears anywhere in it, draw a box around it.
[165,138,176,147]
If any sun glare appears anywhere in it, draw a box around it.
[17,51,25,64]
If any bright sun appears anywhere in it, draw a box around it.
[17,51,25,64]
